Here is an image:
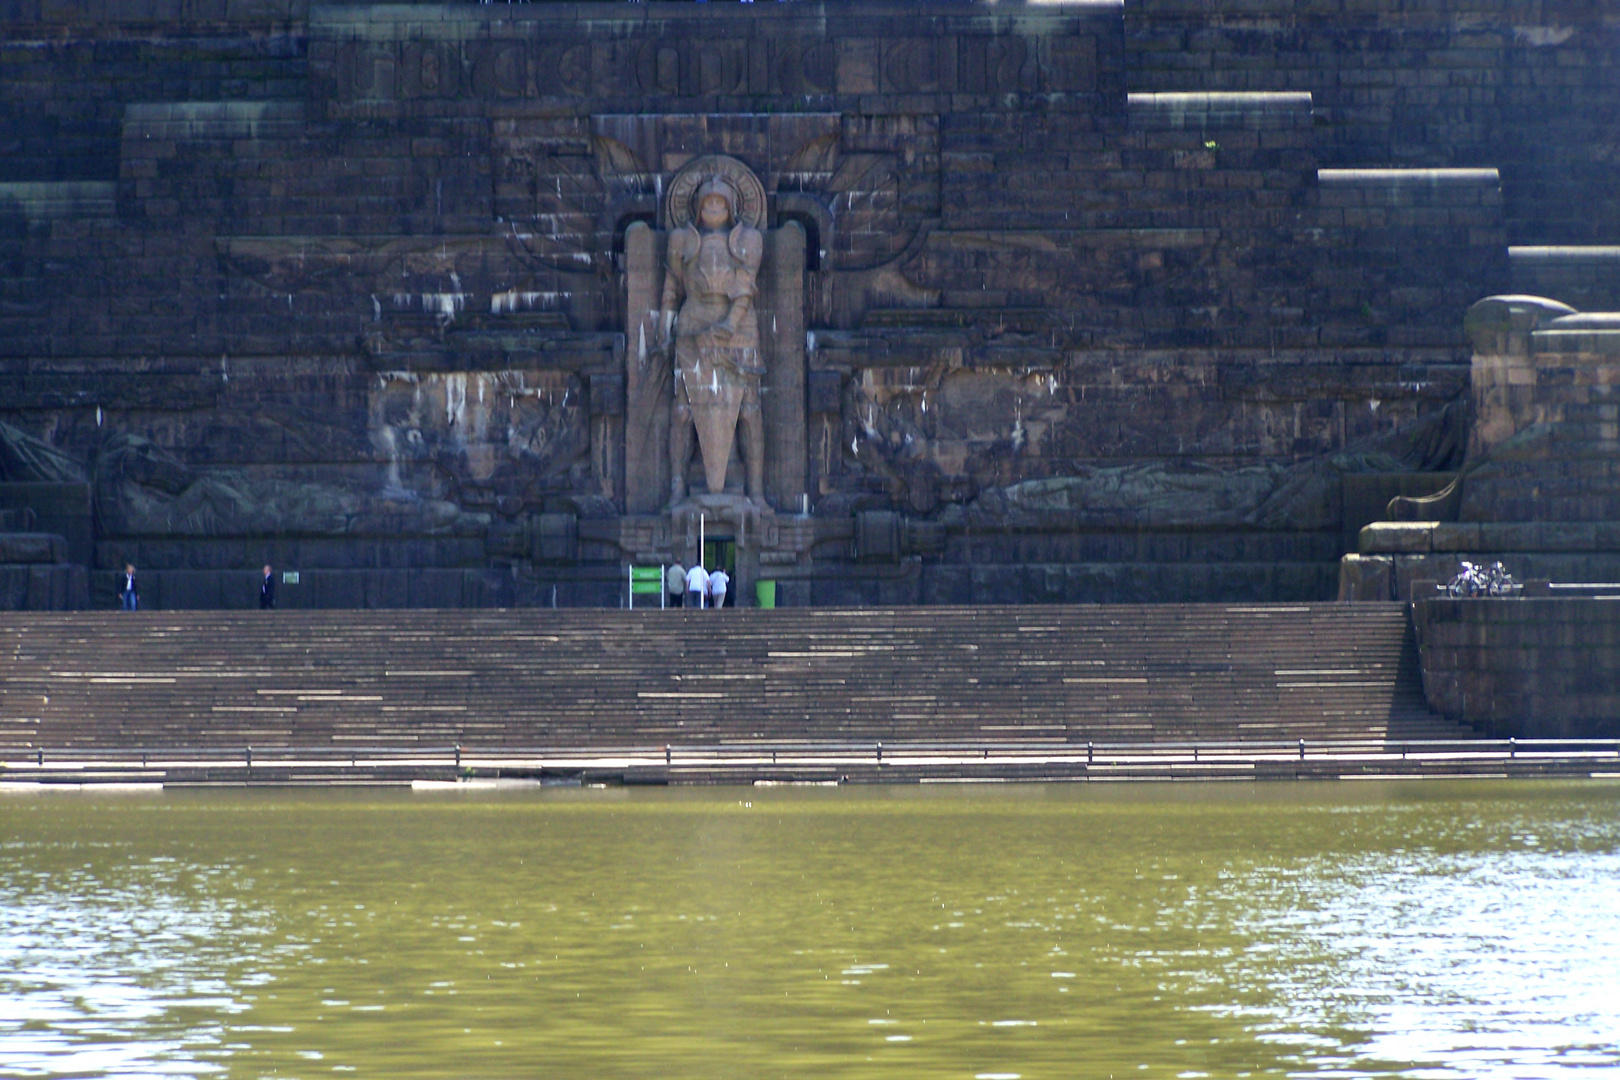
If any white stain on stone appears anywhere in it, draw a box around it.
[445,374,465,428]
[420,293,465,325]
[1514,25,1575,46]
[491,290,542,315]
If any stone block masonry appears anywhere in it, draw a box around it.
[1,2,1615,608]
[1413,596,1620,739]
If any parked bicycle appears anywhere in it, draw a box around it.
[1442,560,1521,598]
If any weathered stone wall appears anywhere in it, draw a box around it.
[1129,0,1619,250]
[1413,596,1620,738]
[1,1,1613,608]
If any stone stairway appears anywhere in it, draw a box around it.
[0,603,1471,754]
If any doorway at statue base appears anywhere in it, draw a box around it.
[673,494,773,604]
[615,494,817,608]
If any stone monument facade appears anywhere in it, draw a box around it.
[2,2,1618,608]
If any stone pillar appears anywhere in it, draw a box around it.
[624,222,670,514]
[763,221,807,513]
[589,371,624,505]
[1463,294,1576,458]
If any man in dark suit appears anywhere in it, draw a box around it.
[260,564,277,609]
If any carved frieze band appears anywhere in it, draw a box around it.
[325,34,1095,103]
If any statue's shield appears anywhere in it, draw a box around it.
[686,352,744,494]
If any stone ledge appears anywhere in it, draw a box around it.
[124,100,305,140]
[1359,521,1434,554]
[1530,329,1620,355]
[1317,168,1501,208]
[0,183,117,222]
[310,1,1128,31]
[0,534,66,565]
[1360,520,1620,555]
[1319,168,1500,187]
[1510,246,1620,264]
[1127,91,1312,129]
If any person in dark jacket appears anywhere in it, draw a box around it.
[260,564,277,609]
[119,563,138,610]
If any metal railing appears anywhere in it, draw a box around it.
[3,737,1618,781]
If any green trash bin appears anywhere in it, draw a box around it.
[755,579,776,609]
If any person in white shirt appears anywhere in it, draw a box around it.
[685,563,709,609]
[707,567,729,610]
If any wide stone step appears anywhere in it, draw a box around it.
[0,603,1470,752]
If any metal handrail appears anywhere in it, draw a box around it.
[4,737,1618,772]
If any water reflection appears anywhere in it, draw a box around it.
[1225,846,1620,1077]
[0,843,259,1077]
[0,782,1616,1079]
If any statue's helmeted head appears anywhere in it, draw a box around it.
[693,177,739,230]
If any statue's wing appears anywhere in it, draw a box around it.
[823,153,920,272]
[497,140,612,277]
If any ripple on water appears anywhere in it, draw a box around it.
[0,783,1617,1079]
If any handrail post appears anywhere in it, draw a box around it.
[1509,737,1516,759]
[36,747,42,767]
[455,743,461,769]
[246,745,252,769]
[665,744,671,765]
[1087,740,1093,764]
[876,741,883,763]
[1297,738,1305,761]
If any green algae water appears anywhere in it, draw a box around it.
[2,781,1618,1080]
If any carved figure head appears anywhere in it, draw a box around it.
[693,177,738,231]
[665,155,766,231]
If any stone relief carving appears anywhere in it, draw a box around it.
[219,236,524,330]
[832,354,1465,527]
[91,434,490,539]
[658,162,767,503]
[0,421,88,484]
[369,370,591,514]
[496,114,940,329]
[328,32,1065,104]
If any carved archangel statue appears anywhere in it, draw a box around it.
[658,172,766,504]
